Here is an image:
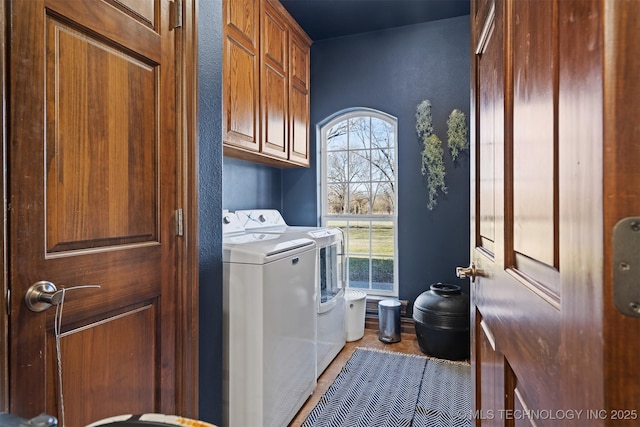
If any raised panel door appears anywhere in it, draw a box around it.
[471,0,564,423]
[9,0,179,424]
[471,0,640,425]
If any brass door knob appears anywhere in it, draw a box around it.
[456,262,484,282]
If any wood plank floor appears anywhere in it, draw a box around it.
[288,327,425,426]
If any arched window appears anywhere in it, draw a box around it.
[319,108,398,296]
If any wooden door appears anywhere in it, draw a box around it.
[8,0,181,425]
[470,0,640,425]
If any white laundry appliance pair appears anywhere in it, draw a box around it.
[235,209,346,377]
[221,211,317,427]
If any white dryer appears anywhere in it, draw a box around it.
[222,211,317,427]
[235,209,346,377]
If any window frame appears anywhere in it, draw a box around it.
[318,108,399,297]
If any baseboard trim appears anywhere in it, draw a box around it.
[365,297,410,317]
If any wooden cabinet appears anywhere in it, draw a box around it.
[223,0,311,168]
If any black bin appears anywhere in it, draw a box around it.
[413,283,469,360]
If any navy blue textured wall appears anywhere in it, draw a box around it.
[198,0,223,424]
[222,157,282,210]
[282,16,471,308]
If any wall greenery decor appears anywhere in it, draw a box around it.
[446,109,469,162]
[415,99,434,138]
[416,99,447,210]
[422,134,447,210]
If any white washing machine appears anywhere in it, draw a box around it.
[235,209,346,377]
[222,211,317,427]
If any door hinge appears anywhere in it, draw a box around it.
[171,0,183,29]
[613,217,640,317]
[176,208,184,236]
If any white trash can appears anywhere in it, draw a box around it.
[344,289,367,341]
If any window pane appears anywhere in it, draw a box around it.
[370,149,394,182]
[371,118,394,148]
[348,117,370,149]
[349,150,370,182]
[327,151,348,183]
[349,183,370,214]
[372,182,394,215]
[347,220,370,254]
[326,219,346,229]
[327,183,347,214]
[371,221,394,256]
[348,256,370,290]
[372,256,394,292]
[327,121,348,151]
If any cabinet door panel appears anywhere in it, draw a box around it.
[288,30,310,166]
[261,0,288,160]
[223,36,259,150]
[290,31,309,90]
[262,64,288,159]
[289,84,309,165]
[223,0,260,152]
[263,2,286,72]
[225,0,258,49]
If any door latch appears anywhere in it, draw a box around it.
[613,217,640,317]
[176,208,184,236]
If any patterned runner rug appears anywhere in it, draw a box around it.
[301,348,471,427]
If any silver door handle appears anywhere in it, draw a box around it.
[24,280,100,312]
[456,262,485,283]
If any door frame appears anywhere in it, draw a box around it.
[0,0,6,410]
[0,0,200,419]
